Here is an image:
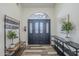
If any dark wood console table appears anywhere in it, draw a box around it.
[52,35,79,56]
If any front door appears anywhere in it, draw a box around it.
[28,19,50,44]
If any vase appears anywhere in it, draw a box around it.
[10,44,15,48]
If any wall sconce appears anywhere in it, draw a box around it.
[24,26,26,31]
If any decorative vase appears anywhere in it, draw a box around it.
[10,44,15,48]
[65,35,71,42]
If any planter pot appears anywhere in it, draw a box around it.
[10,44,15,48]
[65,33,71,42]
[65,36,71,42]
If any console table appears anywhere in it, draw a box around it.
[52,35,79,56]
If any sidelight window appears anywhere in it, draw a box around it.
[30,23,32,33]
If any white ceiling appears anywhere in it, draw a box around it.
[18,3,55,8]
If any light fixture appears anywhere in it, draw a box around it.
[24,26,26,31]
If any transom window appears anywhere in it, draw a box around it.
[29,12,50,19]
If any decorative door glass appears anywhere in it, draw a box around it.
[35,22,39,33]
[40,22,43,33]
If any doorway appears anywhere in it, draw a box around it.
[28,12,50,44]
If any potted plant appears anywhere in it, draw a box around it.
[7,31,17,48]
[61,21,73,38]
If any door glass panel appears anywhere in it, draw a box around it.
[46,22,49,33]
[35,22,39,33]
[40,22,43,33]
[30,23,32,33]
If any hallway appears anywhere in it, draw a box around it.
[0,3,79,56]
[21,45,58,56]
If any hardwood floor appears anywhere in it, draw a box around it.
[21,45,58,56]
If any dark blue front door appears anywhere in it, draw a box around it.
[28,19,50,44]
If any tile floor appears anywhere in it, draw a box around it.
[21,45,58,56]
